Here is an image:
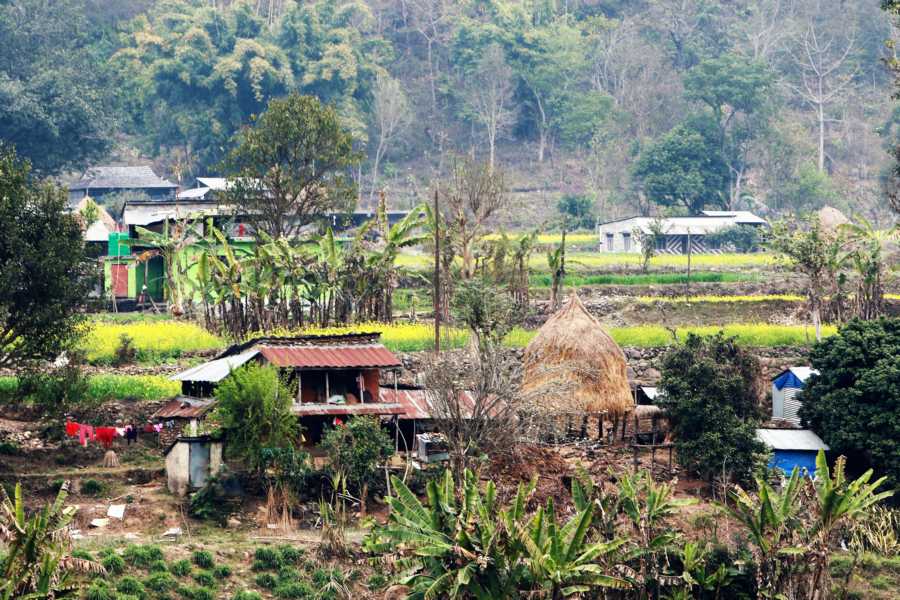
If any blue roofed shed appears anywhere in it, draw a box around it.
[771,366,818,424]
[755,428,829,476]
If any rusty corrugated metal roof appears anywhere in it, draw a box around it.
[258,344,401,369]
[290,402,404,416]
[152,397,216,419]
[379,388,480,420]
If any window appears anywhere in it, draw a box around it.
[622,232,631,252]
[606,233,614,251]
[655,236,667,251]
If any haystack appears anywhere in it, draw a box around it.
[523,295,633,416]
[817,206,849,232]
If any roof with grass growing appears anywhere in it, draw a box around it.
[522,295,634,416]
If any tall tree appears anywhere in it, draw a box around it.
[0,0,113,175]
[223,93,360,239]
[368,74,410,203]
[632,119,730,214]
[466,43,515,171]
[0,147,89,369]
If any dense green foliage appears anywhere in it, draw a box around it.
[319,417,393,501]
[213,364,299,470]
[658,333,766,485]
[0,0,113,174]
[799,318,900,493]
[0,147,89,370]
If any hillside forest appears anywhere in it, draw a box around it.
[2,0,899,225]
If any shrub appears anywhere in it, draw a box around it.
[124,544,164,567]
[367,573,388,590]
[144,571,177,593]
[0,441,20,455]
[320,416,393,501]
[187,472,240,526]
[277,566,301,584]
[175,584,194,599]
[189,587,215,600]
[276,545,303,565]
[81,478,105,496]
[212,564,232,578]
[102,553,126,575]
[72,548,93,561]
[191,549,214,569]
[116,575,145,596]
[254,573,277,589]
[85,580,116,600]
[149,559,168,573]
[273,581,314,599]
[113,333,137,366]
[253,546,281,570]
[169,559,191,577]
[16,361,90,412]
[192,570,215,587]
[232,591,262,600]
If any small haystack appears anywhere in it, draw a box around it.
[523,295,633,416]
[817,206,849,232]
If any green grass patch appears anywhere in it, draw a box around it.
[80,321,224,364]
[530,271,756,287]
[636,294,804,304]
[0,374,178,403]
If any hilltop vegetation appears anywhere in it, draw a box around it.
[1,0,897,222]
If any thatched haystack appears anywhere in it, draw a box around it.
[817,206,849,232]
[523,295,633,416]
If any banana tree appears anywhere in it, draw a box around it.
[1,482,104,600]
[839,217,899,320]
[134,217,198,316]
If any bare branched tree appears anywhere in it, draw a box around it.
[369,74,410,203]
[787,17,857,172]
[467,43,514,171]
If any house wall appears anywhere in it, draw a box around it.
[210,441,223,475]
[769,450,818,476]
[165,442,190,497]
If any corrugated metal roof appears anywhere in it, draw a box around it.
[598,214,768,235]
[258,344,401,369]
[170,350,260,383]
[152,397,217,419]
[379,387,480,419]
[290,402,404,416]
[755,428,829,451]
[71,166,177,190]
[124,201,224,227]
[176,187,212,200]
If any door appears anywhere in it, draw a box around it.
[110,264,128,297]
[189,443,211,489]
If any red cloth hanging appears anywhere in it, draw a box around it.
[65,421,79,437]
[95,427,116,449]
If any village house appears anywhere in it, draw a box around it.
[771,366,818,425]
[68,165,177,203]
[755,428,829,476]
[596,210,768,254]
[170,334,407,444]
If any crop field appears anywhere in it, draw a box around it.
[80,321,224,364]
[531,272,756,287]
[395,250,778,272]
[0,374,179,403]
[636,294,804,304]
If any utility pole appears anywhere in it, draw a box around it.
[433,188,441,354]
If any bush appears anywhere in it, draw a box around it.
[85,580,116,600]
[187,472,240,526]
[255,573,277,589]
[102,553,126,575]
[192,570,216,587]
[273,581,314,599]
[149,559,168,573]
[191,550,214,569]
[16,361,90,412]
[232,591,262,600]
[169,559,191,577]
[277,566,301,584]
[113,333,137,366]
[319,416,393,500]
[212,564,232,578]
[253,546,281,570]
[0,441,20,455]
[124,544,164,567]
[72,548,93,561]
[367,572,388,590]
[116,575,145,597]
[189,587,215,600]
[276,545,303,565]
[81,478,105,496]
[144,571,177,593]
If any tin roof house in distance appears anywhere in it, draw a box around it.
[68,165,177,203]
[596,210,768,254]
[755,428,829,476]
[171,333,406,443]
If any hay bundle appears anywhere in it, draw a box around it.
[523,295,633,416]
[102,450,119,468]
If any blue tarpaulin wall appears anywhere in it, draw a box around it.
[769,450,819,476]
[773,371,806,390]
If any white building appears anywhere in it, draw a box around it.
[771,367,818,425]
[596,211,767,254]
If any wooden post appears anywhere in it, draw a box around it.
[325,371,330,401]
[358,371,364,404]
[433,188,441,354]
[296,373,302,404]
[651,446,656,479]
[633,445,639,473]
